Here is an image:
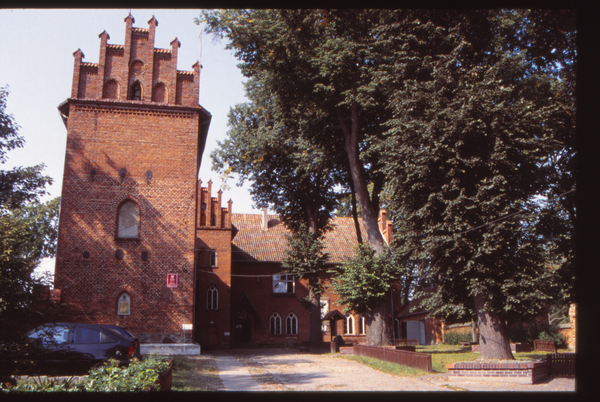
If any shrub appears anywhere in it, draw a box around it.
[84,356,169,392]
[537,324,566,348]
[444,327,474,345]
[1,355,169,393]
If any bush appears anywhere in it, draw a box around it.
[538,324,566,348]
[444,327,475,345]
[1,355,170,393]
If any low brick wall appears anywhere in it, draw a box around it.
[447,361,548,384]
[339,346,354,355]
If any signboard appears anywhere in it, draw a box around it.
[167,273,178,288]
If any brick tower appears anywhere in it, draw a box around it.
[195,179,233,348]
[54,13,211,343]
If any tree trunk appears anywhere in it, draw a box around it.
[336,105,385,255]
[308,276,322,343]
[365,298,393,346]
[473,294,514,359]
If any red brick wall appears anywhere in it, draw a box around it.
[54,14,206,342]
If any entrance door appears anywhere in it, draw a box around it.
[207,327,218,349]
[234,310,251,344]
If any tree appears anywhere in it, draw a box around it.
[0,86,59,377]
[281,224,330,343]
[201,9,395,344]
[377,10,576,359]
[210,74,339,342]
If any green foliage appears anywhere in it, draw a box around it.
[443,328,475,345]
[0,86,59,378]
[282,223,329,282]
[84,356,169,392]
[2,356,170,392]
[330,245,399,315]
[377,10,575,327]
[507,322,565,348]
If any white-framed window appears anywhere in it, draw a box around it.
[270,313,282,335]
[272,273,295,294]
[117,200,139,238]
[286,313,298,335]
[209,251,217,267]
[358,316,366,335]
[344,314,354,335]
[118,293,131,315]
[206,286,218,310]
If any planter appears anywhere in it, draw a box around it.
[447,361,548,384]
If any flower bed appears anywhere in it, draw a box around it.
[446,360,548,384]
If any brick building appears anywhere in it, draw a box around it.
[54,14,211,343]
[54,14,405,349]
[194,180,400,349]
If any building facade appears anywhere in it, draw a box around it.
[54,14,211,343]
[54,14,414,349]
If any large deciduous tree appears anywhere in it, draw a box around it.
[201,9,394,345]
[0,86,60,377]
[377,10,575,359]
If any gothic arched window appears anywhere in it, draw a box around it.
[270,313,281,335]
[117,200,139,238]
[286,313,298,335]
[206,286,218,310]
[344,314,354,335]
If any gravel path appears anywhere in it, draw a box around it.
[217,348,575,392]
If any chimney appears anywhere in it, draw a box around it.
[262,208,268,231]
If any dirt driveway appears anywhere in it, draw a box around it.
[215,348,575,392]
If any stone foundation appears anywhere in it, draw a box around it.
[138,332,193,344]
[447,361,548,384]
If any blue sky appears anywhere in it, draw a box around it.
[0,9,258,277]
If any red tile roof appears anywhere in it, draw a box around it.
[231,213,367,264]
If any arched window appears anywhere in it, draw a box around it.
[209,251,217,267]
[118,293,131,315]
[358,316,365,335]
[211,214,217,226]
[344,314,354,335]
[286,313,298,335]
[103,79,119,99]
[270,313,281,335]
[152,82,167,103]
[117,200,139,238]
[206,286,218,310]
[130,82,142,101]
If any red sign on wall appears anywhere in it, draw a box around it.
[167,274,178,288]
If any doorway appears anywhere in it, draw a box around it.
[234,309,251,344]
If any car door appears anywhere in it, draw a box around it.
[71,325,126,368]
[28,324,72,365]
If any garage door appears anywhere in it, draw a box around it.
[406,320,426,345]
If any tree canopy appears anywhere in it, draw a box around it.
[0,86,60,377]
[377,9,575,358]
[200,9,576,355]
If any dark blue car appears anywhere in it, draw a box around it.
[27,323,141,373]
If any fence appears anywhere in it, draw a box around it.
[547,353,575,377]
[354,344,432,372]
